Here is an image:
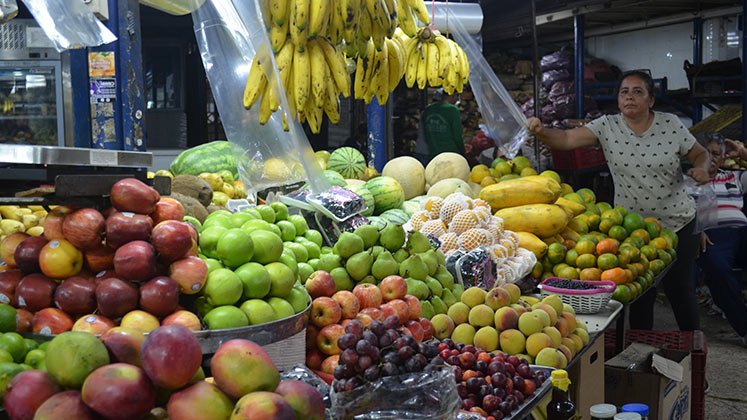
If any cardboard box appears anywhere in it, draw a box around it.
[605,343,691,420]
[569,334,605,420]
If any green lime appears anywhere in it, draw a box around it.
[23,338,38,353]
[0,333,27,363]
[0,304,16,333]
[0,349,12,363]
[203,306,249,330]
[24,349,46,369]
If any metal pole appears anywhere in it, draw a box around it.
[367,97,387,172]
[574,15,585,118]
[692,18,703,123]
[530,0,541,165]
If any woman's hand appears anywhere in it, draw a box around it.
[700,232,713,253]
[527,117,543,136]
[687,167,710,184]
[725,139,747,160]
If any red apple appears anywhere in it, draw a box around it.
[379,303,397,319]
[92,269,117,286]
[352,283,383,309]
[387,299,410,322]
[105,212,154,249]
[110,178,160,215]
[0,269,22,306]
[100,326,146,366]
[38,239,83,279]
[120,310,160,333]
[275,380,325,420]
[331,290,360,319]
[419,317,435,340]
[16,273,57,312]
[305,349,324,370]
[169,256,207,294]
[355,313,374,327]
[95,277,139,319]
[359,307,384,322]
[139,276,180,317]
[14,236,48,274]
[62,208,105,250]
[113,240,157,282]
[15,308,32,332]
[379,275,407,301]
[72,314,115,335]
[33,390,97,420]
[310,297,342,328]
[305,271,336,298]
[81,363,156,420]
[151,220,194,263]
[210,339,280,399]
[32,308,74,335]
[141,325,202,390]
[150,197,185,225]
[43,206,73,241]
[3,370,61,420]
[83,245,115,273]
[320,355,339,375]
[1,232,30,267]
[162,310,202,332]
[54,276,96,316]
[404,320,425,342]
[305,324,319,351]
[403,294,422,320]
[316,323,345,355]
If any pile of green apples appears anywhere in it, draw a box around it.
[190,203,320,329]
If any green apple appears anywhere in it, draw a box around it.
[297,262,314,284]
[230,211,255,228]
[241,219,273,234]
[203,268,243,306]
[307,258,319,270]
[207,209,231,219]
[203,306,249,330]
[183,216,202,233]
[286,286,310,313]
[284,242,309,263]
[198,226,228,259]
[276,221,297,242]
[216,228,254,268]
[239,299,276,325]
[256,205,276,223]
[268,297,295,320]
[317,253,341,272]
[321,246,333,254]
[270,202,289,221]
[203,258,223,274]
[266,262,295,298]
[249,230,283,264]
[288,214,308,236]
[202,215,234,230]
[299,240,321,260]
[304,229,324,247]
[279,250,299,276]
[235,262,271,299]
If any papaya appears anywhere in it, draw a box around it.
[515,231,549,259]
[519,175,562,197]
[495,204,570,238]
[480,179,557,210]
[555,197,587,217]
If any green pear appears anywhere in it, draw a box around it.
[330,267,353,291]
[321,246,333,254]
[370,245,385,260]
[452,283,464,300]
[359,275,377,285]
[372,251,399,281]
[420,250,439,276]
[435,250,446,266]
[317,253,342,273]
[379,224,406,252]
[392,249,409,263]
[442,288,457,307]
[333,232,365,259]
[406,231,432,254]
[434,265,455,290]
[354,225,380,249]
[405,278,430,300]
[420,300,435,319]
[430,296,448,314]
[345,251,373,281]
[425,276,444,298]
[399,254,429,280]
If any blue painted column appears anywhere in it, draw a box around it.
[116,0,147,151]
[88,0,122,150]
[692,18,703,123]
[70,49,92,148]
[574,14,585,118]
[367,97,387,172]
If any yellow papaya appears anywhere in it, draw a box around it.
[555,196,587,217]
[515,231,549,258]
[495,204,570,238]
[520,175,562,197]
[480,179,557,210]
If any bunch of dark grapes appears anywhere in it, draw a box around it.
[543,278,606,290]
[437,339,549,420]
[332,315,440,393]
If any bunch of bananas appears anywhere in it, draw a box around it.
[353,36,407,105]
[400,27,469,94]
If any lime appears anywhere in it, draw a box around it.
[270,202,289,221]
[256,205,276,224]
[0,349,12,363]
[0,304,16,333]
[0,333,26,363]
[203,306,249,330]
[235,262,271,299]
[304,230,324,247]
[23,349,45,369]
[216,228,254,268]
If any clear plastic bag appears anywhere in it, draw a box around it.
[0,0,18,24]
[192,0,328,194]
[21,0,116,52]
[684,176,719,233]
[331,365,460,420]
[445,10,529,159]
[281,365,333,410]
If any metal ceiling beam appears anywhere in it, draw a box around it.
[535,3,607,25]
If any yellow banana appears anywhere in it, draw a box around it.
[354,57,366,100]
[416,41,428,89]
[372,18,386,51]
[323,72,341,124]
[286,61,297,114]
[308,0,330,38]
[362,41,378,103]
[319,39,350,97]
[426,40,440,86]
[404,42,419,88]
[407,0,430,24]
[276,40,295,86]
[433,35,452,79]
[259,86,272,124]
[373,41,389,104]
[385,38,402,92]
[269,0,289,26]
[396,0,417,36]
[457,45,470,84]
[309,41,327,108]
[306,98,323,133]
[270,20,288,53]
[358,9,373,40]
[327,0,344,44]
[382,0,397,35]
[243,56,267,109]
[342,0,359,42]
[293,47,310,112]
[289,0,309,48]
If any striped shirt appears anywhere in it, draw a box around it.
[709,169,747,228]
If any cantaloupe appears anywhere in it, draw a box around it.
[425,153,470,187]
[427,178,473,198]
[382,157,426,200]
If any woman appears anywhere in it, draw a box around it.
[527,70,711,331]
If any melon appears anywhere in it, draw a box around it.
[401,200,421,216]
[380,209,410,225]
[425,153,470,186]
[365,176,405,215]
[427,178,473,198]
[349,185,375,217]
[322,170,347,187]
[328,147,366,179]
[345,179,366,188]
[382,157,426,200]
[367,216,387,230]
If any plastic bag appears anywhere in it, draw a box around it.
[548,81,574,102]
[331,365,460,419]
[684,176,719,233]
[281,365,333,410]
[542,69,572,91]
[0,0,18,24]
[445,10,529,159]
[21,0,116,52]
[540,49,574,72]
[551,94,575,120]
[192,0,328,194]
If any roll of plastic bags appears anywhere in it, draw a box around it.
[445,9,529,158]
[192,0,328,194]
[0,0,18,24]
[21,0,116,52]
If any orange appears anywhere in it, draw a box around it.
[650,237,668,250]
[617,252,631,266]
[630,229,650,244]
[608,225,629,242]
[622,236,645,249]
[562,239,577,251]
[597,253,620,270]
[627,281,640,298]
[574,239,596,255]
[623,213,645,232]
[556,266,580,280]
[657,249,673,265]
[624,269,634,283]
[661,228,679,248]
[613,205,628,218]
[649,259,666,275]
[585,214,601,231]
[596,239,619,256]
[612,284,632,303]
[639,255,650,271]
[601,209,623,225]
[645,220,661,239]
[576,254,597,269]
[601,267,628,284]
[565,249,580,267]
[579,267,602,281]
[639,245,658,261]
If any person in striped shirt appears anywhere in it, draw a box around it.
[697,133,747,344]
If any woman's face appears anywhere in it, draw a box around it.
[617,75,655,118]
[707,142,724,175]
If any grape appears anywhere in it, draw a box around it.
[381,362,399,377]
[478,384,493,399]
[513,390,525,404]
[404,357,421,372]
[419,342,438,358]
[369,321,386,336]
[394,337,409,350]
[491,410,505,420]
[544,278,606,290]
[368,346,380,361]
[513,376,525,392]
[383,315,400,330]
[475,360,487,373]
[356,339,374,356]
[382,350,400,365]
[402,335,417,349]
[334,363,354,380]
[517,364,532,379]
[344,320,364,338]
[363,330,379,347]
[462,345,477,354]
[507,355,520,366]
[446,355,460,366]
[358,355,373,371]
[378,332,393,348]
[333,379,347,393]
[363,365,380,381]
[385,329,400,343]
[397,345,414,360]
[338,333,358,350]
[340,348,359,366]
[462,399,476,410]
[346,376,363,392]
[442,338,454,348]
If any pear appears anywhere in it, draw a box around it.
[317,253,342,272]
[435,250,446,266]
[321,246,333,254]
[370,245,385,260]
[393,249,409,263]
[420,249,439,276]
[406,231,432,254]
[420,300,435,319]
[330,267,354,290]
[399,254,429,280]
[354,225,380,249]
[359,275,377,284]
[372,251,399,281]
[333,232,365,259]
[452,284,464,300]
[425,276,444,298]
[442,288,457,307]
[379,224,406,252]
[346,251,373,281]
[434,265,455,290]
[430,296,448,314]
[405,278,430,300]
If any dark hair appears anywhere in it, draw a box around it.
[617,70,655,97]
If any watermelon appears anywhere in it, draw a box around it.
[327,147,366,179]
[367,216,387,230]
[401,200,421,216]
[322,170,347,187]
[170,141,240,178]
[380,209,409,225]
[365,176,405,215]
[349,185,375,217]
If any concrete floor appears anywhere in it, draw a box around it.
[650,295,747,419]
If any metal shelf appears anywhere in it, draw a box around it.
[0,115,57,120]
[0,144,152,168]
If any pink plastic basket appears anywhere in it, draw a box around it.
[538,278,616,314]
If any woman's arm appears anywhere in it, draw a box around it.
[527,117,599,151]
[686,142,711,184]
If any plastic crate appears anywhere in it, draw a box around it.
[551,147,606,170]
[603,329,707,420]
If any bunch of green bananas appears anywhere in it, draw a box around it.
[399,27,469,94]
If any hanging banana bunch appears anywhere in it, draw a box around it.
[399,26,469,95]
